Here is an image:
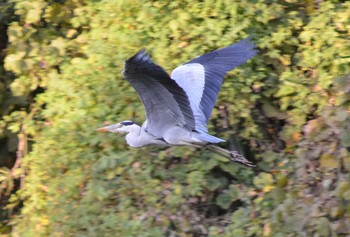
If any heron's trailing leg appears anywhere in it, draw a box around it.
[204,144,255,167]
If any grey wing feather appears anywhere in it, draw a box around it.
[186,37,257,122]
[170,38,257,133]
[122,49,195,137]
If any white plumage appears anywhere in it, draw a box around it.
[171,63,207,132]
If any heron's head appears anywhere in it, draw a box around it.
[96,121,138,134]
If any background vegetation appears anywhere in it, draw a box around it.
[0,0,349,236]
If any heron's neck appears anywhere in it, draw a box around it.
[125,124,143,147]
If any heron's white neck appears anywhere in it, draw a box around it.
[122,123,167,147]
[123,124,144,147]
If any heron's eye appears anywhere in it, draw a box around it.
[120,121,134,126]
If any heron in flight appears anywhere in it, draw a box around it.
[97,38,257,167]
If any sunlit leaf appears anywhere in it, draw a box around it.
[320,154,338,169]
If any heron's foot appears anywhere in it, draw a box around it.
[228,151,256,167]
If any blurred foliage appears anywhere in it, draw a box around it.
[0,0,349,236]
[0,0,22,233]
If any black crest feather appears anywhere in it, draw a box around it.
[120,121,135,126]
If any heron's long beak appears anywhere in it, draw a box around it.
[96,123,122,133]
[96,127,109,132]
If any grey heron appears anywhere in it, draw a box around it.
[97,38,257,167]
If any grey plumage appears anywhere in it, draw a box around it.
[186,38,256,124]
[97,38,257,167]
[123,49,195,137]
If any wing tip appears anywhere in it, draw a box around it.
[236,36,258,57]
[126,48,151,64]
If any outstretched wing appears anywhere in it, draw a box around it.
[122,49,195,138]
[171,38,257,132]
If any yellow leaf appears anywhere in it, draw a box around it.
[263,185,274,193]
[174,184,182,195]
[320,154,338,169]
[263,223,272,237]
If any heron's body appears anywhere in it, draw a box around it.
[121,121,216,147]
[97,38,257,166]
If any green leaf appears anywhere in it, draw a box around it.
[275,84,296,97]
[216,193,232,210]
[340,132,350,147]
[206,178,222,191]
[336,182,350,199]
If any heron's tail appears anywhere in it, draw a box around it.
[205,145,255,167]
[196,133,225,143]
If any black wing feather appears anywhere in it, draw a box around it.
[123,50,195,137]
